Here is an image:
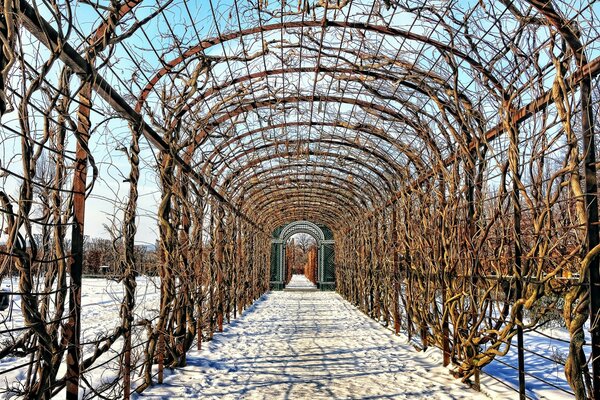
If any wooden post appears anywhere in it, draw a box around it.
[216,205,225,333]
[466,145,480,391]
[157,332,165,384]
[66,80,92,400]
[123,316,132,400]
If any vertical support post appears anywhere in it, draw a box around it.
[405,251,413,342]
[123,268,134,400]
[280,242,285,287]
[466,146,480,391]
[216,205,225,333]
[507,103,526,400]
[516,286,526,400]
[441,281,450,366]
[122,124,140,400]
[439,174,450,367]
[401,201,414,342]
[157,332,164,384]
[123,321,131,400]
[323,242,327,286]
[315,246,318,284]
[581,70,600,400]
[66,81,91,400]
[317,242,322,288]
[392,208,401,335]
[197,197,204,351]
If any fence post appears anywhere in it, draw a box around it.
[123,330,131,400]
[439,174,450,367]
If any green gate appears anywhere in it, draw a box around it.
[270,221,335,290]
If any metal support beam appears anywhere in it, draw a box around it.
[582,70,600,400]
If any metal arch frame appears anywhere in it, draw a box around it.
[201,120,428,178]
[271,220,334,290]
[219,149,401,196]
[194,95,431,143]
[167,66,469,132]
[211,137,409,181]
[135,19,503,113]
[132,22,490,175]
[226,162,388,204]
[280,220,326,242]
[214,147,407,230]
[270,214,339,232]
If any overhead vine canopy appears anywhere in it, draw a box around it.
[2,0,598,230]
[1,0,600,398]
[121,0,600,231]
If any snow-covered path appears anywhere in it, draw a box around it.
[137,290,491,400]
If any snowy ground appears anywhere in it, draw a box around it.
[0,275,579,399]
[285,274,317,289]
[396,284,579,400]
[0,276,161,398]
[136,280,492,400]
[481,327,575,400]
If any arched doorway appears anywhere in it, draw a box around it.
[270,221,335,290]
[285,233,318,283]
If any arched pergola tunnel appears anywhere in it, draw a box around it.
[1,0,600,398]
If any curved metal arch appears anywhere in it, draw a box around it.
[226,165,386,206]
[212,141,408,192]
[253,197,361,228]
[243,188,361,221]
[282,228,322,245]
[239,181,373,218]
[190,95,431,146]
[265,211,343,233]
[265,209,343,230]
[214,150,400,196]
[135,20,503,113]
[194,83,452,136]
[279,220,326,243]
[201,120,428,176]
[218,145,408,195]
[244,189,366,221]
[234,175,380,206]
[165,63,476,132]
[210,134,412,170]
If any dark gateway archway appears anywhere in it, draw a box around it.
[270,221,335,290]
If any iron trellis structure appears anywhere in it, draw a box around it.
[0,0,599,399]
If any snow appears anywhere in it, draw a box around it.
[0,276,161,398]
[136,283,492,400]
[481,328,575,400]
[0,275,579,399]
[284,274,317,290]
